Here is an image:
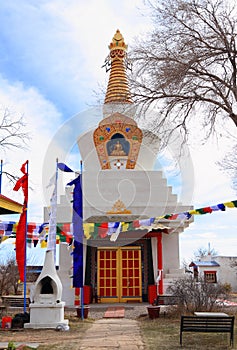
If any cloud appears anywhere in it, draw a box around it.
[0,0,151,117]
[0,74,65,221]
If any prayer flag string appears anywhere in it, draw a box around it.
[0,199,236,245]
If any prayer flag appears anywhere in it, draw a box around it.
[13,161,28,282]
[57,162,74,172]
[67,175,83,288]
[38,222,49,234]
[47,174,57,259]
[110,222,122,242]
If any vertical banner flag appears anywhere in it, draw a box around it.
[13,161,28,282]
[47,161,73,261]
[0,159,3,194]
[67,175,83,288]
[47,174,57,259]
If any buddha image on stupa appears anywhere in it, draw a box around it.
[107,134,130,157]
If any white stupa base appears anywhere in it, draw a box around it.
[24,301,69,329]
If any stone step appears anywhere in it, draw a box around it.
[164,274,184,279]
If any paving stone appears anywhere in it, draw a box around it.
[78,318,145,349]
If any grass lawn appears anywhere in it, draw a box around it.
[140,313,237,349]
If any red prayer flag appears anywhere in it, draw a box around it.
[13,161,28,282]
[20,161,28,175]
[98,227,108,238]
[133,220,140,228]
[203,206,212,214]
[16,206,27,281]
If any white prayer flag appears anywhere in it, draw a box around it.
[47,172,57,260]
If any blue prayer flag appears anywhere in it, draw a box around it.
[57,162,74,172]
[67,175,83,288]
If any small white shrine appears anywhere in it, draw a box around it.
[24,250,69,329]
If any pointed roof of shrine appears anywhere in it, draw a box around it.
[104,29,133,104]
[0,194,22,215]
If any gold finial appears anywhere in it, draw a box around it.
[109,29,128,53]
[103,29,133,104]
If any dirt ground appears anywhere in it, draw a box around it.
[0,311,92,349]
[2,296,237,349]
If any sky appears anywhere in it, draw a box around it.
[0,0,236,264]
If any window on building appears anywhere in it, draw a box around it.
[204,271,217,283]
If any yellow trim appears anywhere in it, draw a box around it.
[0,196,22,214]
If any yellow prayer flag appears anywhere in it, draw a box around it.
[41,240,47,248]
[189,210,200,215]
[83,223,94,239]
[122,222,129,232]
[224,202,235,208]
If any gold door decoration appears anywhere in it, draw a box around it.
[97,247,142,303]
[93,113,143,170]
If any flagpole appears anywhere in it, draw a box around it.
[55,158,59,265]
[0,159,3,194]
[23,160,29,313]
[80,160,84,320]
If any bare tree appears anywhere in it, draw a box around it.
[218,143,237,192]
[0,107,28,151]
[130,0,237,143]
[0,106,29,186]
[0,258,20,295]
[194,246,218,260]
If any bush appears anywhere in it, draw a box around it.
[7,342,16,350]
[166,276,227,313]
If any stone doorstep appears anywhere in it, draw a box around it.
[103,307,125,318]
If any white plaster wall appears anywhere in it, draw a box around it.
[57,243,75,307]
[44,205,72,223]
[215,256,237,292]
[136,130,160,170]
[82,170,179,221]
[195,257,237,292]
[162,232,180,274]
[103,103,137,119]
[77,130,101,172]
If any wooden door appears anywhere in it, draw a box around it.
[97,248,119,302]
[97,247,142,303]
[120,247,142,302]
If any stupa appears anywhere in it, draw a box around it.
[45,29,193,304]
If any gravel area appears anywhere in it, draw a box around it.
[89,304,149,319]
[66,303,150,320]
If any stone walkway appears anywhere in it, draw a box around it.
[78,318,145,349]
[0,318,145,350]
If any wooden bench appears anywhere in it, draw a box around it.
[156,295,180,306]
[1,295,30,308]
[0,305,6,316]
[180,315,235,347]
